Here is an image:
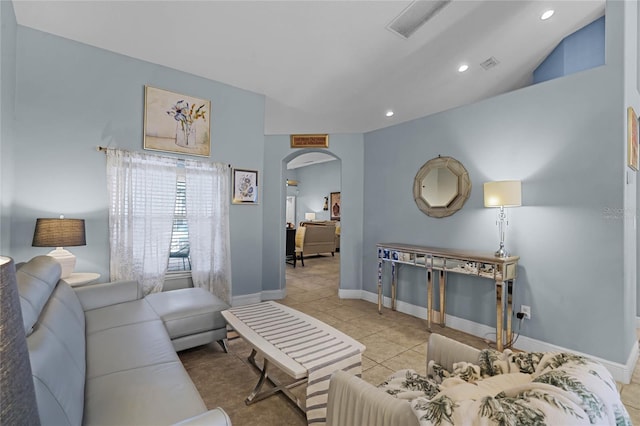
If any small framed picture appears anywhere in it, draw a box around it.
[232,169,259,204]
[330,191,341,220]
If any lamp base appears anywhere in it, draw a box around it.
[46,247,76,278]
[494,243,509,258]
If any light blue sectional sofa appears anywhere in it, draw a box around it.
[18,255,231,426]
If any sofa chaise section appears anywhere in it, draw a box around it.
[17,255,231,426]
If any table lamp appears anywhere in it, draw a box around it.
[305,212,316,221]
[483,181,521,257]
[0,256,41,425]
[32,216,86,278]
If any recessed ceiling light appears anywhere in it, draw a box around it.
[385,110,394,117]
[541,10,554,20]
[458,64,469,73]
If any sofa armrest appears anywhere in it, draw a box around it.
[172,408,232,426]
[427,333,481,372]
[326,371,419,426]
[73,280,142,311]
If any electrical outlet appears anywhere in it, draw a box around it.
[520,305,531,320]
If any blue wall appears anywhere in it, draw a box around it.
[362,4,635,365]
[6,26,265,297]
[293,160,341,224]
[0,0,16,254]
[534,16,605,84]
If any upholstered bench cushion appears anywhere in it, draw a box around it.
[146,288,229,350]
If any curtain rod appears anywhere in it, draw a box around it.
[96,146,231,167]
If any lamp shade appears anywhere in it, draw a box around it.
[0,256,41,425]
[305,212,316,221]
[483,181,522,208]
[32,218,86,247]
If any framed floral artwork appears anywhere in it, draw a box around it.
[144,85,211,157]
[232,169,259,204]
[330,191,341,220]
[628,107,639,171]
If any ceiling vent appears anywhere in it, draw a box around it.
[387,0,452,39]
[480,56,500,70]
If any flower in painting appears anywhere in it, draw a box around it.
[239,175,254,198]
[166,99,207,130]
[167,100,188,122]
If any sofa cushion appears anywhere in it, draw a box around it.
[16,255,62,334]
[84,298,158,334]
[146,288,229,340]
[84,362,207,426]
[26,279,86,426]
[86,318,177,379]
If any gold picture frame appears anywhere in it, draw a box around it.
[144,85,211,157]
[628,107,639,171]
[290,134,329,148]
[232,169,259,204]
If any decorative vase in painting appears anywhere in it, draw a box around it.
[176,122,196,147]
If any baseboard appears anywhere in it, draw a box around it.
[231,293,262,307]
[338,289,363,299]
[232,289,287,306]
[262,289,286,300]
[357,290,637,383]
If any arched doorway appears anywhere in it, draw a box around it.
[282,150,342,299]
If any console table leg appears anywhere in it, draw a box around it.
[496,282,504,352]
[439,270,446,327]
[506,279,513,347]
[391,262,397,311]
[377,258,383,314]
[427,269,432,331]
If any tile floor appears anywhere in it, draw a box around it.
[179,253,640,425]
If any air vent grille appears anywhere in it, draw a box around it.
[387,0,452,39]
[480,56,500,70]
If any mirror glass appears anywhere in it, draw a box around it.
[421,167,458,207]
[413,156,471,218]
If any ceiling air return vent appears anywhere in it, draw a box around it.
[480,56,500,70]
[387,0,452,39]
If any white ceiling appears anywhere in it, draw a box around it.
[13,0,605,135]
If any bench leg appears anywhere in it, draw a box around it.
[245,349,306,412]
[217,339,229,353]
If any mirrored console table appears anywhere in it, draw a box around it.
[377,243,519,351]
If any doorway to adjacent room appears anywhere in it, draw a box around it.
[283,152,341,304]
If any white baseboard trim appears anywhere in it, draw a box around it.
[338,289,363,299]
[355,290,637,383]
[262,289,286,300]
[231,293,262,307]
[232,289,286,306]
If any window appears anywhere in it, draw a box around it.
[168,175,191,272]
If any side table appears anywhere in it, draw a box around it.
[61,272,101,288]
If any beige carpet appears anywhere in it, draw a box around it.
[179,253,640,426]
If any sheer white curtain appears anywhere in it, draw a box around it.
[184,160,232,304]
[106,149,177,295]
